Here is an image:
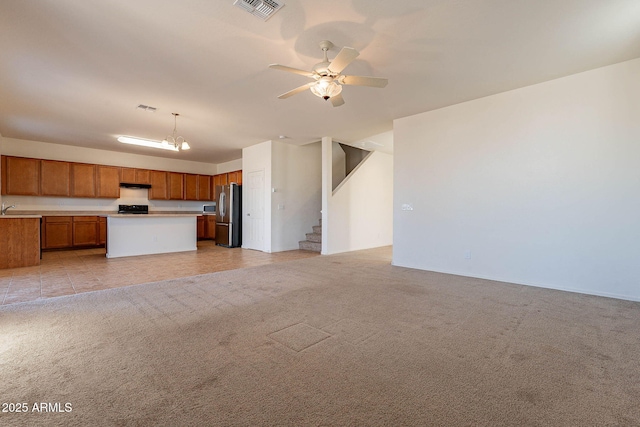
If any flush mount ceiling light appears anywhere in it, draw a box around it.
[117,136,180,151]
[117,112,190,152]
[162,113,190,151]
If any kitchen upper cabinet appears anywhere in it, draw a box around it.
[168,172,184,200]
[149,170,168,200]
[185,174,213,201]
[71,163,97,198]
[1,156,40,196]
[184,174,198,201]
[42,216,73,249]
[135,169,151,184]
[198,175,212,200]
[228,170,242,185]
[122,167,151,184]
[96,165,120,198]
[40,159,70,197]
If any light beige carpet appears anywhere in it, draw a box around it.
[1,246,639,426]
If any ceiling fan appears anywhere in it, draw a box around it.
[269,40,388,107]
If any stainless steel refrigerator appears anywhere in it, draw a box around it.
[215,183,242,247]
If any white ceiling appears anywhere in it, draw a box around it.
[1,0,639,164]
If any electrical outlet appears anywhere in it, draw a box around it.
[464,250,471,259]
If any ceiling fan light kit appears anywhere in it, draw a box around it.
[269,40,388,107]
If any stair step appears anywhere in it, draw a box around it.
[312,225,322,234]
[305,232,322,243]
[299,240,321,252]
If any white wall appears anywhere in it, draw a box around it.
[393,57,640,301]
[322,139,394,255]
[271,140,322,252]
[217,158,242,174]
[242,140,272,252]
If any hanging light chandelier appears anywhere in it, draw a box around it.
[162,113,190,151]
[117,112,191,152]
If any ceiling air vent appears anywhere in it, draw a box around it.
[233,0,284,21]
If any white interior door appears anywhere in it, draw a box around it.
[242,169,265,251]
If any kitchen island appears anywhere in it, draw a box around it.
[106,213,199,259]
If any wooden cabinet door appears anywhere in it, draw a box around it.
[235,170,242,185]
[149,171,168,199]
[72,216,99,246]
[184,174,198,200]
[135,169,151,184]
[168,172,184,200]
[198,175,212,200]
[96,165,120,198]
[42,217,73,249]
[197,215,205,239]
[41,159,70,196]
[205,215,216,239]
[71,163,97,197]
[228,171,239,184]
[121,167,136,183]
[1,156,40,196]
[99,217,107,245]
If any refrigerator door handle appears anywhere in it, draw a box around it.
[219,192,226,218]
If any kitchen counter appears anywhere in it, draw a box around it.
[0,214,43,218]
[11,210,203,216]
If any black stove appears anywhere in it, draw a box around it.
[118,204,149,214]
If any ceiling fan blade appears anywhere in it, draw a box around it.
[269,64,315,78]
[340,75,388,88]
[330,93,345,107]
[277,83,313,99]
[328,47,359,74]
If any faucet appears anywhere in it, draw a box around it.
[1,202,16,215]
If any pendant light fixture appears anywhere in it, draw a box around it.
[162,113,190,151]
[117,112,191,152]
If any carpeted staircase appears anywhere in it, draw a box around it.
[299,219,321,252]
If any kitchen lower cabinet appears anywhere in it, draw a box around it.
[72,216,99,246]
[99,217,107,245]
[197,216,205,239]
[42,217,73,249]
[205,215,216,239]
[42,216,104,249]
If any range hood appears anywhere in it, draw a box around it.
[120,182,151,189]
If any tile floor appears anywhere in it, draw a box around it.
[0,241,319,306]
